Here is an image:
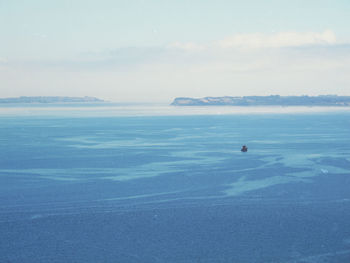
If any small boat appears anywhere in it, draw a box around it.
[241,145,248,152]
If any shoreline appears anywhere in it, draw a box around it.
[1,104,350,117]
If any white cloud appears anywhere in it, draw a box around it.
[2,30,349,102]
[0,57,9,70]
[169,30,337,50]
[167,42,206,51]
[217,30,336,49]
[0,57,8,63]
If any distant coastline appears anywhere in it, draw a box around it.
[0,96,105,104]
[171,95,350,106]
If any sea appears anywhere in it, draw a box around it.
[0,104,350,263]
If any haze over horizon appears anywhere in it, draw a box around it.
[1,0,350,102]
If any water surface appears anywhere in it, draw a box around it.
[1,110,350,262]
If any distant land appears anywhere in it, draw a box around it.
[171,95,350,106]
[0,96,105,103]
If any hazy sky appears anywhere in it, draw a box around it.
[1,0,350,102]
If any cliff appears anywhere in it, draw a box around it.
[171,95,350,106]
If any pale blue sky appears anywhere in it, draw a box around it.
[1,0,350,102]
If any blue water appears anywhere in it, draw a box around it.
[1,113,350,262]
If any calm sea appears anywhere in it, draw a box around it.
[1,105,350,262]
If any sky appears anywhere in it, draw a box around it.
[1,0,350,102]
